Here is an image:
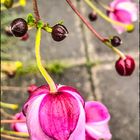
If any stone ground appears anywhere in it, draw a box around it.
[1,0,139,140]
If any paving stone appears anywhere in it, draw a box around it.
[92,64,139,140]
[1,65,93,101]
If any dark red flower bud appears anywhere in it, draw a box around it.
[88,12,97,21]
[111,36,122,47]
[4,0,13,9]
[11,18,28,37]
[20,33,29,41]
[115,55,135,76]
[51,24,68,41]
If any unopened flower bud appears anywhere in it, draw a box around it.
[51,24,68,41]
[115,55,135,76]
[88,12,97,21]
[111,36,122,47]
[11,18,28,37]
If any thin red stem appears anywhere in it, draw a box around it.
[1,119,26,124]
[66,0,106,42]
[32,0,40,21]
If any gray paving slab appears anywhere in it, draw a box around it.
[92,64,139,140]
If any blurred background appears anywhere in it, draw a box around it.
[1,0,139,140]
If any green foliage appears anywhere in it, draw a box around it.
[16,61,68,76]
[37,20,44,28]
[44,23,52,33]
[16,64,38,75]
[47,61,67,75]
[26,13,35,26]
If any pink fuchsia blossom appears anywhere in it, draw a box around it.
[11,112,28,133]
[108,0,138,34]
[23,85,85,140]
[85,101,112,140]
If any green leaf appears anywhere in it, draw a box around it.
[26,13,35,26]
[44,23,52,33]
[37,20,44,28]
[57,20,64,25]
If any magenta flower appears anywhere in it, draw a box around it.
[108,0,137,34]
[23,85,85,140]
[85,101,112,140]
[11,112,28,133]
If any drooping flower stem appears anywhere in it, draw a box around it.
[35,28,57,93]
[104,41,126,59]
[66,0,105,42]
[32,0,40,22]
[84,0,134,31]
[66,0,126,59]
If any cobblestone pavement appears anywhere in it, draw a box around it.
[1,0,139,140]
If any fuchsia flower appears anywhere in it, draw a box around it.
[23,85,85,140]
[23,84,112,140]
[85,101,112,140]
[108,0,138,34]
[11,112,28,133]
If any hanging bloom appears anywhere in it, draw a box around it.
[108,0,138,34]
[23,84,85,140]
[85,101,112,140]
[11,112,28,133]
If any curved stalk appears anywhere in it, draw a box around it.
[35,28,57,93]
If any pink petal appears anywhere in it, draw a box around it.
[11,112,28,133]
[109,12,126,34]
[39,92,80,140]
[110,0,131,8]
[85,101,112,140]
[22,85,50,116]
[27,84,38,97]
[116,2,138,21]
[58,85,85,140]
[114,9,131,23]
[26,94,53,140]
[58,85,85,106]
